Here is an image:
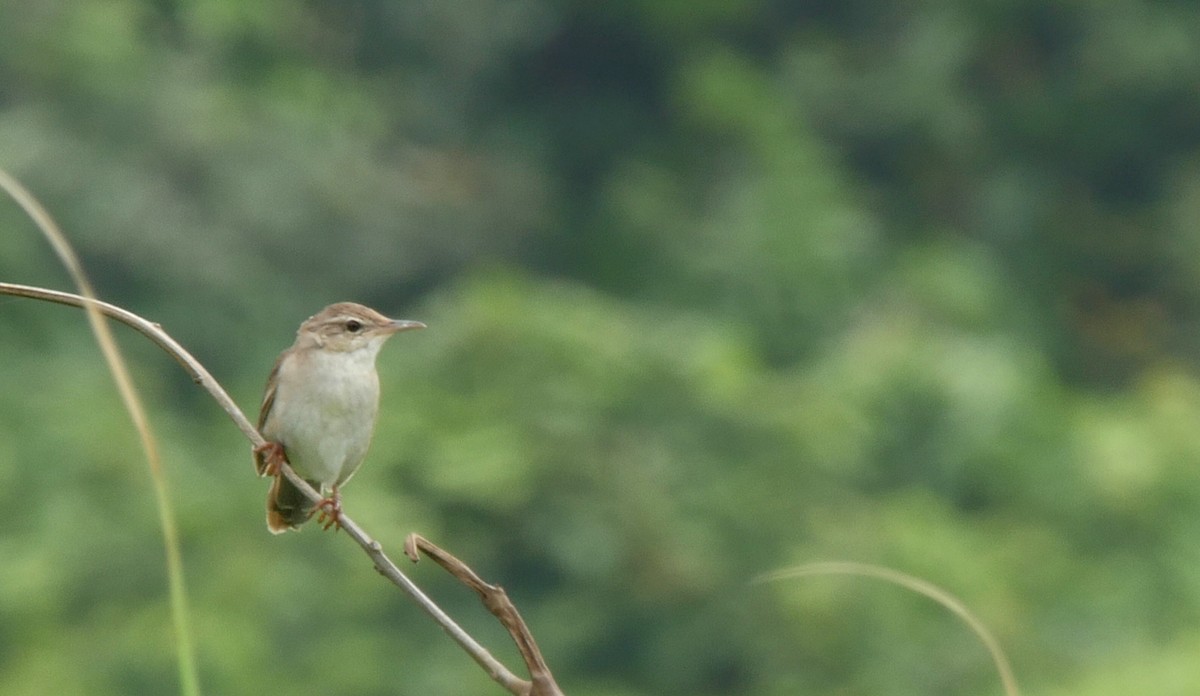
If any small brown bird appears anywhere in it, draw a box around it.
[253,302,424,533]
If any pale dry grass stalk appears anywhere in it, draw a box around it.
[758,561,1020,696]
[0,169,201,696]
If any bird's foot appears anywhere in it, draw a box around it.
[314,488,344,531]
[254,441,287,477]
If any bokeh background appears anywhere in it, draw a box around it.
[4,1,1200,694]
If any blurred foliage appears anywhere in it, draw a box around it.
[5,0,1200,694]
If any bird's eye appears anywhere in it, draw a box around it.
[345,319,363,333]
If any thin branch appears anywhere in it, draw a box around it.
[279,469,524,691]
[406,535,565,696]
[0,281,532,694]
[0,282,261,445]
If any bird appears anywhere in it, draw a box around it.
[253,302,424,533]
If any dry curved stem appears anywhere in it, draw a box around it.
[0,281,540,696]
[757,561,1020,696]
[0,282,262,445]
[406,534,564,696]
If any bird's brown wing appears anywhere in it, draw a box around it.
[252,353,285,475]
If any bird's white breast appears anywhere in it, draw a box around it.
[265,346,381,489]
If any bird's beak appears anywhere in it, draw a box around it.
[385,319,426,334]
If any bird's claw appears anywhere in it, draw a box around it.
[254,441,287,477]
[313,490,343,532]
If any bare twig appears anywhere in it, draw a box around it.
[0,281,538,695]
[406,535,564,696]
[0,282,261,445]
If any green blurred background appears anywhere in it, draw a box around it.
[4,1,1200,694]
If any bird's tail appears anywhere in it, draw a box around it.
[266,474,317,534]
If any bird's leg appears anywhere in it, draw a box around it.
[314,486,344,531]
[254,441,287,477]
